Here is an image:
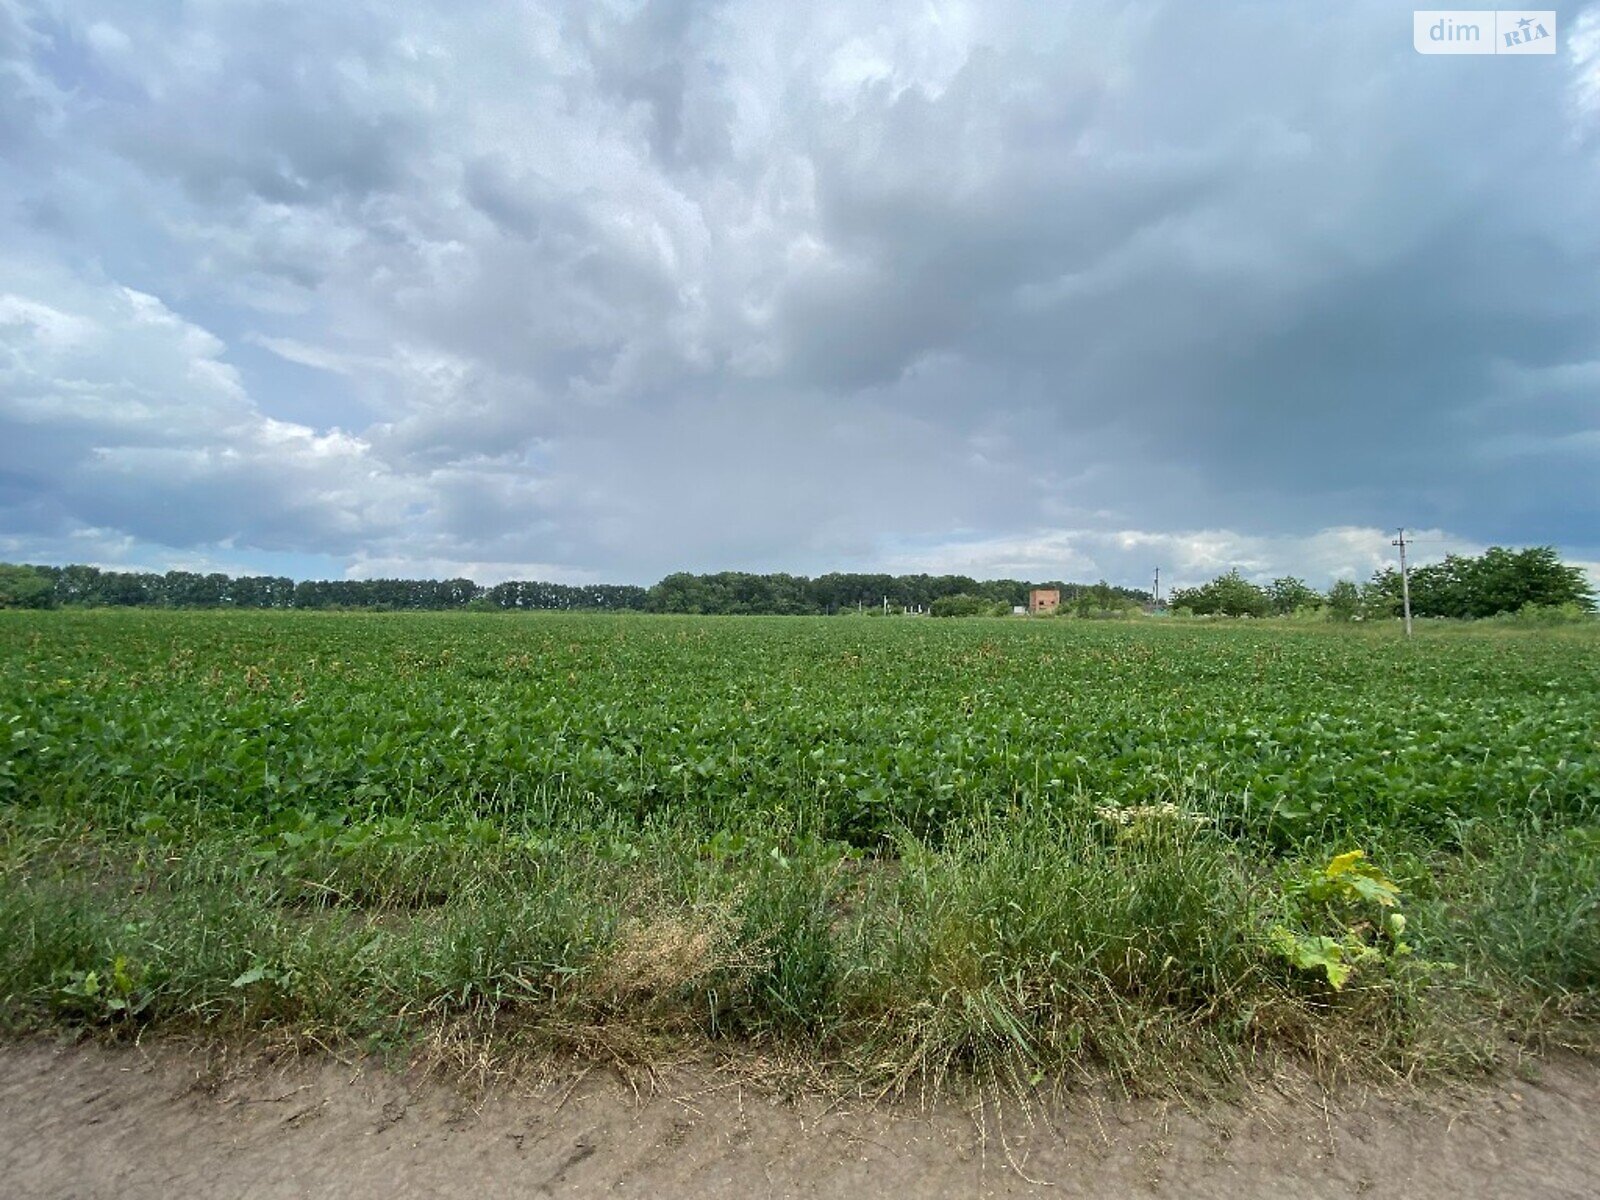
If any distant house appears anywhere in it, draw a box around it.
[1028,587,1060,615]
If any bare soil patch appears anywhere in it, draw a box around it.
[2,1041,1597,1198]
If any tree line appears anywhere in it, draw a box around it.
[0,562,1144,614]
[1167,547,1594,620]
[3,548,1587,619]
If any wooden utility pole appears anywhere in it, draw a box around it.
[1392,529,1413,637]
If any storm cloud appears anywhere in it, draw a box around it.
[2,0,1597,588]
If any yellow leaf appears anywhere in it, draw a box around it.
[1325,850,1366,878]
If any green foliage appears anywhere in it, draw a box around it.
[1,612,1597,1087]
[1482,601,1596,627]
[1420,826,1600,999]
[861,806,1267,1089]
[1270,850,1410,990]
[1326,579,1360,622]
[55,954,150,1022]
[1169,570,1272,617]
[16,562,1150,616]
[0,565,53,609]
[1268,576,1322,616]
[2,611,1597,849]
[1361,574,1401,620]
[1069,579,1137,619]
[929,593,989,617]
[1364,546,1595,620]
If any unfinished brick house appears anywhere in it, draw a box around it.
[1028,587,1060,614]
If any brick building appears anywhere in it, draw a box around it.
[1028,587,1060,614]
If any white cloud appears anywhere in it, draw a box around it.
[245,334,366,376]
[343,555,601,586]
[882,526,1487,591]
[0,260,401,551]
[0,294,97,349]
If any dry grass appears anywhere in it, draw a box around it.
[1,804,1595,1104]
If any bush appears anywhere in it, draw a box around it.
[1482,602,1596,627]
[930,594,988,618]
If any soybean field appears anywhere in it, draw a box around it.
[2,611,1597,1090]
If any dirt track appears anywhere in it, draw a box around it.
[1,1041,1597,1198]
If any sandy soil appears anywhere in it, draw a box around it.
[1,1040,1597,1199]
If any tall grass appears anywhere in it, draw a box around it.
[1417,826,1600,1030]
[6,797,1584,1093]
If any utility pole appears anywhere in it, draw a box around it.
[1152,567,1161,606]
[1392,528,1413,637]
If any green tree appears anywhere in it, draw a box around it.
[1326,579,1360,622]
[1364,547,1593,620]
[1360,570,1401,619]
[1268,576,1321,616]
[0,564,53,608]
[1460,546,1593,617]
[1169,570,1271,617]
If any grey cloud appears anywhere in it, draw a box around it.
[0,0,1595,585]
[462,158,555,241]
[99,7,422,209]
[571,0,736,171]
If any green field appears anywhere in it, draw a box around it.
[3,611,1597,1090]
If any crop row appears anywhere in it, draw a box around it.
[3,612,1596,847]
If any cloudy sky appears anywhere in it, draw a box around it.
[1,1,1597,590]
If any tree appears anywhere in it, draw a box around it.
[1326,579,1360,622]
[1169,570,1271,617]
[0,564,53,608]
[1363,546,1593,620]
[1459,546,1593,617]
[5,562,1171,617]
[1360,570,1401,620]
[1268,576,1321,616]
[1403,555,1471,619]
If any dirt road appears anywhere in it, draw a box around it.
[1,1041,1596,1198]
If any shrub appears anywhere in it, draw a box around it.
[929,593,988,618]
